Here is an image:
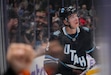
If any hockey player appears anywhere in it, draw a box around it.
[46,6,96,75]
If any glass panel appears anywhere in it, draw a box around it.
[2,0,100,75]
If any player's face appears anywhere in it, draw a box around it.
[68,13,79,29]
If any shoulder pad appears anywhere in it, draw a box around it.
[53,30,61,36]
[82,27,90,32]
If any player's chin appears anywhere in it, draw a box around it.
[71,25,79,29]
[75,23,79,27]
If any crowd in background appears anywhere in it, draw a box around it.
[7,0,97,48]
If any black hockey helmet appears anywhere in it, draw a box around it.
[59,6,77,20]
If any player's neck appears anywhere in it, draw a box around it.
[65,27,76,34]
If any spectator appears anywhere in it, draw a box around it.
[89,6,96,18]
[35,9,48,47]
[24,23,35,46]
[51,21,61,36]
[52,11,60,22]
[35,28,48,49]
[7,9,20,43]
[79,4,89,18]
[35,9,48,29]
[85,16,93,29]
[35,0,42,10]
[79,13,87,26]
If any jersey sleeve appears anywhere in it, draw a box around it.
[83,30,95,54]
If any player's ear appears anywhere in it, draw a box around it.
[63,19,69,25]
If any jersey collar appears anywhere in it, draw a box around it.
[62,27,80,35]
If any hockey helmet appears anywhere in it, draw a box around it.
[59,6,77,20]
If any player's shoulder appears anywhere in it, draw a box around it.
[80,26,92,34]
[80,26,90,32]
[50,28,65,41]
[52,30,61,36]
[53,28,64,36]
[79,26,93,38]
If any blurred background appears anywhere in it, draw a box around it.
[0,0,111,75]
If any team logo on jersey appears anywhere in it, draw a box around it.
[64,44,86,67]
